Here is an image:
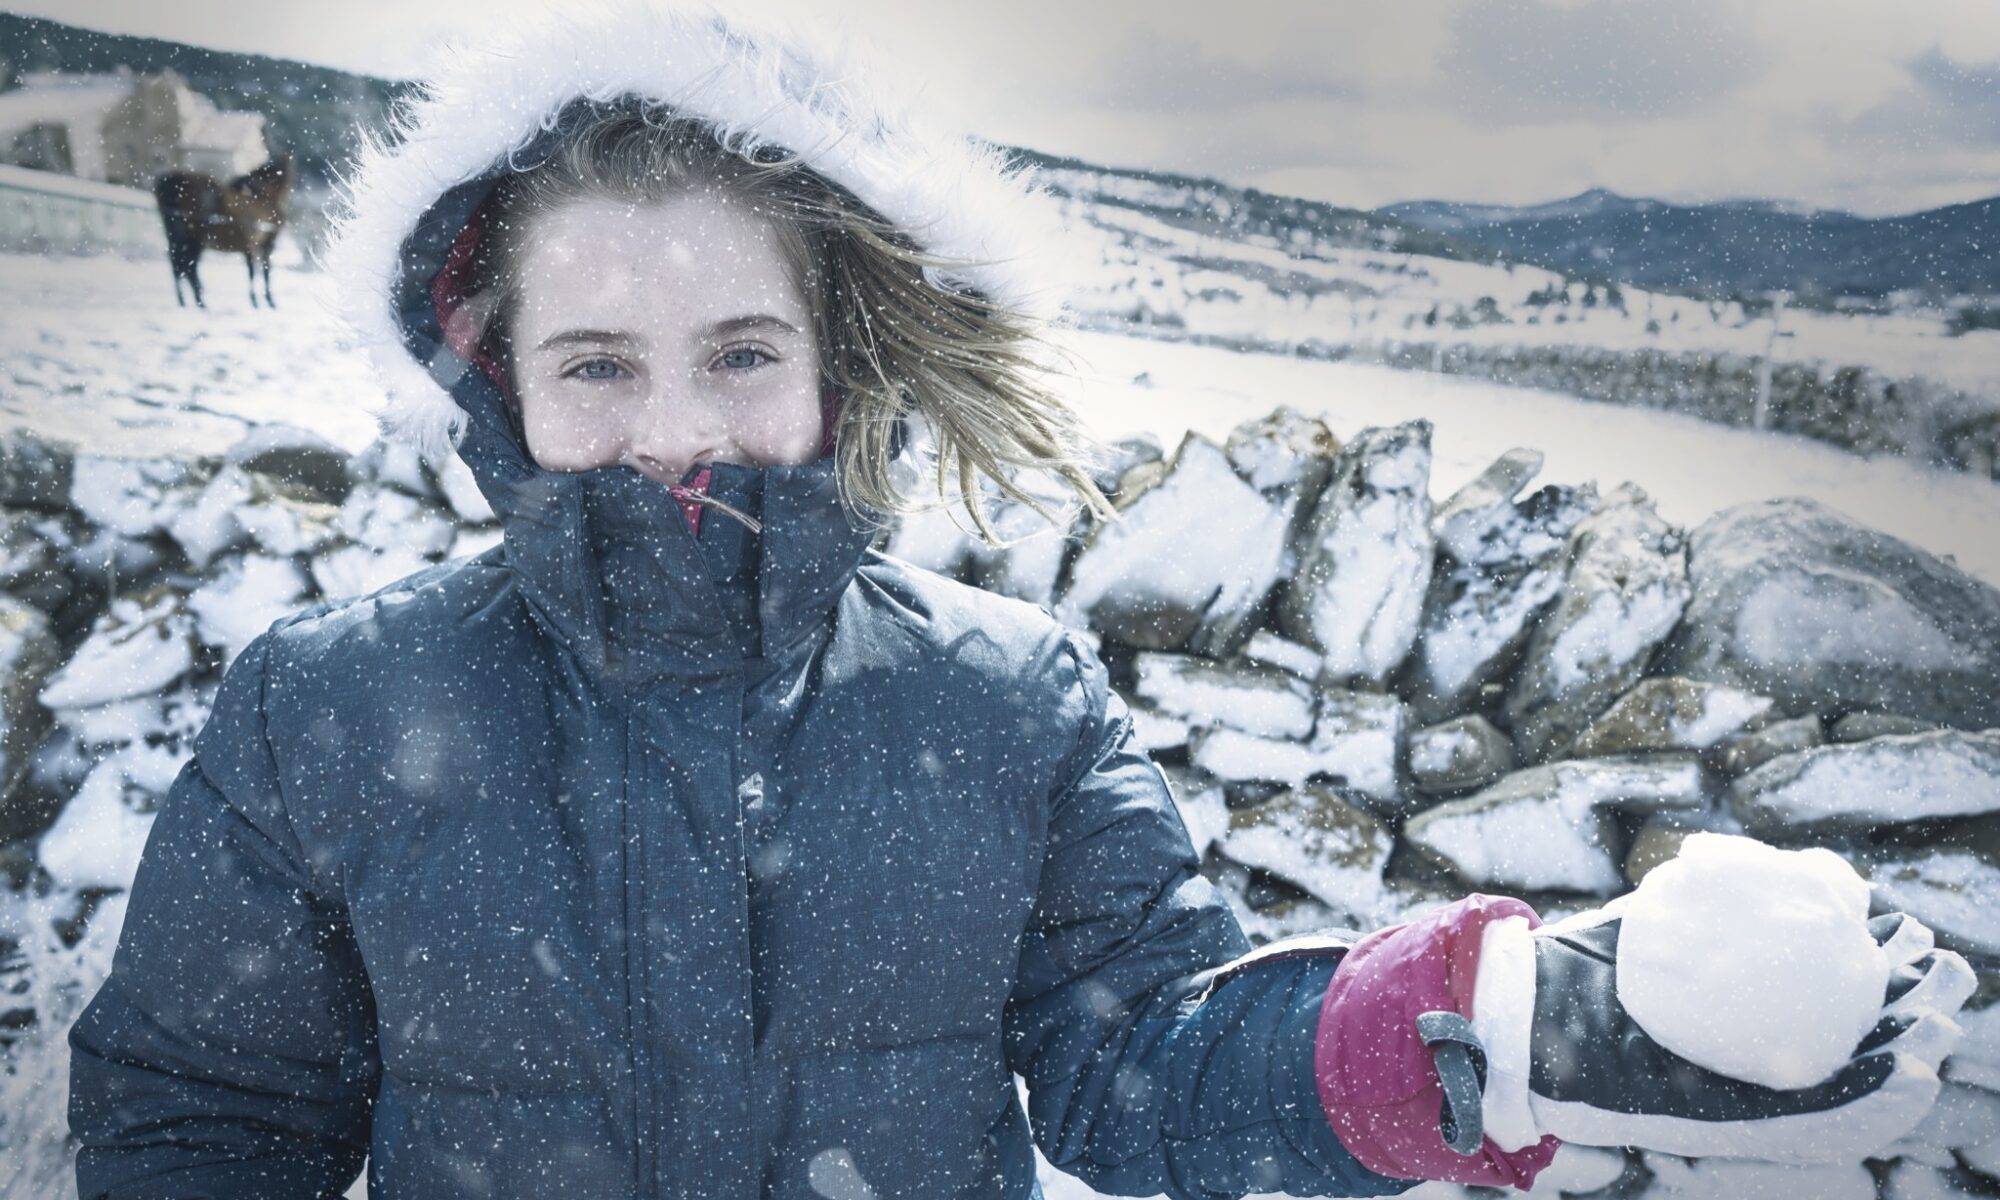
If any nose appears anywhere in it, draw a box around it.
[626,387,725,483]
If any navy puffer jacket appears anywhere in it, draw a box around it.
[66,8,1408,1199]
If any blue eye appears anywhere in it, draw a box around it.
[565,357,626,382]
[716,346,775,372]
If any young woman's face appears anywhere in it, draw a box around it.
[507,190,823,485]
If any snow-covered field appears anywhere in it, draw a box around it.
[1052,184,2000,401]
[6,250,1997,586]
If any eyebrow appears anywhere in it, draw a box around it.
[533,314,802,353]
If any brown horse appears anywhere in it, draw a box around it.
[152,151,296,309]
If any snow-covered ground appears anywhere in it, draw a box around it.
[6,251,1996,588]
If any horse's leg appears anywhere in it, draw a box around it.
[168,254,186,307]
[261,244,276,308]
[245,252,260,308]
[188,252,205,309]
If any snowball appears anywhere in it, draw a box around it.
[1617,832,1889,1090]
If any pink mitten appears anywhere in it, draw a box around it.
[1312,894,1561,1188]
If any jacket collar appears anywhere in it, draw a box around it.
[445,356,881,691]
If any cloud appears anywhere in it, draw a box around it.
[1439,0,1761,123]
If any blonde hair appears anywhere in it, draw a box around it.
[454,101,1117,543]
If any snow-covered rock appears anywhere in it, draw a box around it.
[165,463,254,569]
[1730,730,2000,835]
[0,426,75,510]
[38,588,196,711]
[1638,1153,1874,1200]
[1856,826,2000,959]
[35,742,184,889]
[234,475,342,558]
[1431,446,1544,562]
[1504,484,1691,763]
[967,475,1082,609]
[1232,629,1322,680]
[1404,755,1711,893]
[69,454,194,538]
[1219,784,1392,921]
[0,596,58,794]
[1568,677,1774,758]
[1060,431,1291,653]
[1186,689,1402,807]
[882,498,977,578]
[1623,808,1743,885]
[225,422,355,506]
[0,509,82,621]
[1131,651,1315,740]
[1660,497,2000,731]
[1831,711,1942,743]
[1276,419,1435,687]
[352,434,437,501]
[186,553,312,664]
[1944,996,2000,1094]
[1127,701,1191,754]
[1409,713,1516,796]
[1886,1083,2000,1172]
[1402,482,1599,725]
[1160,765,1228,859]
[1523,1145,1626,1197]
[338,484,456,557]
[1716,714,1824,777]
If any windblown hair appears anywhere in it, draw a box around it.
[452,103,1118,542]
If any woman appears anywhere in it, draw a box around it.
[66,6,1970,1199]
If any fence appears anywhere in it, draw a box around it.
[0,162,165,257]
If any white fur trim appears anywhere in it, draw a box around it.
[315,0,1081,458]
[1470,915,1541,1152]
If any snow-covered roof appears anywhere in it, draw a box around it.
[0,76,132,141]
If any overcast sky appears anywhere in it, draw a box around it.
[15,0,2000,216]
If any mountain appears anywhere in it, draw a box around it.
[1378,189,2000,301]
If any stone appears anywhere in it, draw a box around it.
[1401,482,1600,724]
[1568,677,1775,758]
[1431,446,1544,562]
[1730,730,2000,836]
[1831,711,1942,743]
[185,553,312,664]
[0,427,75,511]
[1855,819,2000,959]
[337,485,456,557]
[1715,714,1824,777]
[1404,755,1711,894]
[1504,484,1691,763]
[1409,714,1516,796]
[37,587,196,712]
[1130,651,1315,740]
[1232,629,1321,680]
[225,422,355,506]
[0,510,81,622]
[0,596,59,797]
[1187,689,1403,808]
[1060,431,1290,653]
[1219,784,1393,921]
[1275,419,1435,688]
[69,454,195,538]
[1658,497,2000,731]
[1624,808,1745,886]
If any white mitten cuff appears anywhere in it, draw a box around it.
[1470,914,1542,1152]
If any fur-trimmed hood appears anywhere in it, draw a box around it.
[317,0,1075,464]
